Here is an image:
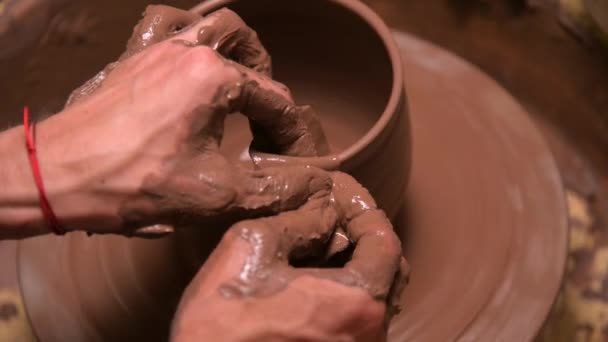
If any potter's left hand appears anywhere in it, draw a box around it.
[0,6,330,238]
[171,172,409,342]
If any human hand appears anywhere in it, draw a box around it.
[32,6,330,235]
[171,172,409,342]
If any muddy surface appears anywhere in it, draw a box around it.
[359,1,608,340]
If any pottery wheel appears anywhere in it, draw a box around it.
[0,29,567,341]
[389,31,568,341]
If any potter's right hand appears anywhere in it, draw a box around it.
[171,173,409,342]
[0,7,331,238]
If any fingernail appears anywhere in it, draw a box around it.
[326,229,351,259]
[197,26,220,50]
[133,224,175,238]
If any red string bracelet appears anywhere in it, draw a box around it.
[23,106,65,235]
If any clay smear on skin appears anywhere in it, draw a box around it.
[215,172,406,314]
[69,3,404,303]
[133,5,401,302]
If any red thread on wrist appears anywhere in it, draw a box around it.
[23,106,65,235]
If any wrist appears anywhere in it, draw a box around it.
[0,109,122,237]
[0,125,49,237]
[35,110,126,233]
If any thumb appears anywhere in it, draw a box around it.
[235,166,332,215]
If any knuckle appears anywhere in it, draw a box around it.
[183,45,220,70]
[258,172,288,198]
[244,171,284,205]
[214,8,245,27]
[178,47,244,88]
[215,8,237,19]
[270,79,292,100]
[199,172,239,211]
[193,44,218,61]
[366,211,401,255]
[205,185,238,212]
[222,62,246,85]
[228,220,270,241]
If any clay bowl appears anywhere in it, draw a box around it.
[0,0,566,342]
[16,1,410,341]
[197,0,411,219]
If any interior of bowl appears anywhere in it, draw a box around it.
[218,0,395,162]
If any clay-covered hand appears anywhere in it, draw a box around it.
[67,5,329,157]
[171,173,409,342]
[34,6,330,236]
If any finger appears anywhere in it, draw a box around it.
[263,196,339,261]
[331,172,403,300]
[127,7,271,75]
[249,103,331,157]
[287,212,400,302]
[222,67,329,157]
[65,5,200,107]
[190,52,327,157]
[133,154,333,225]
[217,196,339,297]
[324,228,351,260]
[236,165,333,214]
[194,8,272,75]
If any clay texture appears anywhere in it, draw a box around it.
[2,0,566,341]
[17,1,409,340]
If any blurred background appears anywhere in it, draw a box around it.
[1,0,607,340]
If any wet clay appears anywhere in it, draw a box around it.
[12,1,408,341]
[210,0,408,221]
[67,6,271,106]
[60,9,337,236]
[122,5,201,59]
[212,172,405,302]
[0,0,569,341]
[170,171,407,342]
[67,5,329,158]
[93,5,405,303]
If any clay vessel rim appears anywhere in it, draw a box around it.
[191,0,403,163]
